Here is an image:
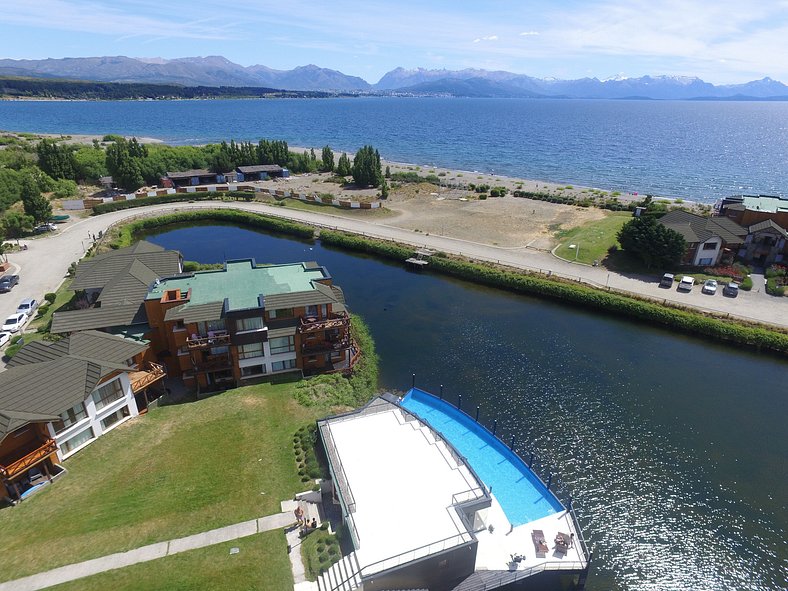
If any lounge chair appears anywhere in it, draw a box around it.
[554,532,571,555]
[532,530,549,556]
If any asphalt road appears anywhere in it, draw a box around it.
[2,202,786,346]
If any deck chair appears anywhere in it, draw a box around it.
[532,530,549,556]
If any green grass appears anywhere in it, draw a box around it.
[29,278,74,331]
[554,212,631,264]
[271,196,394,218]
[0,382,322,582]
[301,527,341,581]
[49,532,293,591]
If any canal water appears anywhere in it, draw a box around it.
[144,223,787,591]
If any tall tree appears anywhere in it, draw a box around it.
[352,145,382,187]
[1,210,35,241]
[336,153,352,177]
[105,137,146,190]
[617,215,686,269]
[36,139,77,180]
[321,146,334,172]
[21,174,52,223]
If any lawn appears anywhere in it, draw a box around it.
[28,277,74,332]
[554,211,631,265]
[271,196,394,219]
[0,382,321,582]
[49,531,293,591]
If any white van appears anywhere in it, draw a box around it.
[678,276,695,292]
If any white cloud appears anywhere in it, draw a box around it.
[473,35,499,43]
[519,31,540,36]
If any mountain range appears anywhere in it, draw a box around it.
[1,56,786,100]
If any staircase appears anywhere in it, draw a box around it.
[316,551,362,591]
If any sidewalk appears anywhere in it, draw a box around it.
[0,511,294,591]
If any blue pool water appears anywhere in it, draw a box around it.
[401,388,563,526]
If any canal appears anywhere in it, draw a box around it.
[144,223,787,591]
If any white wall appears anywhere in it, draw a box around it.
[693,238,722,266]
[49,373,140,461]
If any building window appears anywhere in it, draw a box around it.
[196,319,226,334]
[698,258,713,266]
[237,317,263,332]
[210,345,229,355]
[270,336,295,354]
[53,402,88,434]
[305,305,318,317]
[60,427,95,455]
[100,406,130,430]
[238,342,264,359]
[269,308,293,319]
[271,359,296,372]
[702,242,717,250]
[241,364,266,377]
[92,379,125,411]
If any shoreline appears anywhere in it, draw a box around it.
[2,129,699,207]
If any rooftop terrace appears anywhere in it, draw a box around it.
[146,260,327,312]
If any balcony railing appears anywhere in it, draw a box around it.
[194,353,232,372]
[0,438,57,479]
[301,334,351,354]
[298,313,350,334]
[186,331,230,349]
[130,362,167,392]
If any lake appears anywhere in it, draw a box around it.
[144,222,788,591]
[1,98,786,202]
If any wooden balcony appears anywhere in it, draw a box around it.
[299,313,350,334]
[186,331,231,350]
[302,334,351,354]
[194,353,232,372]
[129,362,167,393]
[0,438,57,480]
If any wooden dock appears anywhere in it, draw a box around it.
[405,248,435,269]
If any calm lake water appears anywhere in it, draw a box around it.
[1,98,786,202]
[145,223,787,591]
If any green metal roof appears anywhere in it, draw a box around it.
[147,260,328,313]
[737,195,788,213]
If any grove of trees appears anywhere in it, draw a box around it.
[617,215,687,269]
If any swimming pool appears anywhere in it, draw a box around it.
[401,388,563,526]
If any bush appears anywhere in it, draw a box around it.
[36,303,50,317]
[91,191,258,214]
[3,343,22,359]
[766,277,786,296]
[740,276,753,291]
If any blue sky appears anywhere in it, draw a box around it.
[2,0,787,84]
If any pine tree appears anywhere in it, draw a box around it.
[321,146,334,172]
[21,175,52,223]
[352,145,382,187]
[336,153,352,177]
[617,215,687,268]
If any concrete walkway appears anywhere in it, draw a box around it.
[0,511,294,591]
[2,200,786,337]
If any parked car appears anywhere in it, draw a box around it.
[2,312,28,333]
[678,276,695,292]
[702,279,718,295]
[17,298,38,315]
[723,282,740,297]
[0,274,20,293]
[659,273,675,288]
[0,331,10,347]
[34,223,57,234]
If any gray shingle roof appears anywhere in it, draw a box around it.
[237,165,283,174]
[0,331,147,441]
[164,301,226,324]
[70,242,181,291]
[166,169,213,179]
[268,326,297,338]
[264,286,342,310]
[749,219,788,237]
[52,304,144,334]
[659,210,747,245]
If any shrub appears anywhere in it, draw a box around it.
[3,343,22,359]
[740,276,753,291]
[44,292,56,304]
[766,277,786,296]
[36,303,50,317]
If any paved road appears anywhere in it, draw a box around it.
[0,511,294,591]
[1,201,786,338]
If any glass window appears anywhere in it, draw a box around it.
[270,336,295,354]
[53,402,88,434]
[305,305,318,317]
[238,342,263,359]
[702,242,717,250]
[60,427,95,455]
[100,406,130,430]
[196,319,226,334]
[241,364,266,377]
[269,308,293,319]
[210,345,229,355]
[271,359,296,372]
[92,379,125,411]
[237,317,263,332]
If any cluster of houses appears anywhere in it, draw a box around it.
[159,165,289,188]
[657,194,788,267]
[0,242,357,503]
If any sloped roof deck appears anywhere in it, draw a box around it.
[659,210,747,244]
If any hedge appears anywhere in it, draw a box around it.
[319,230,788,355]
[110,208,314,248]
[92,191,257,214]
